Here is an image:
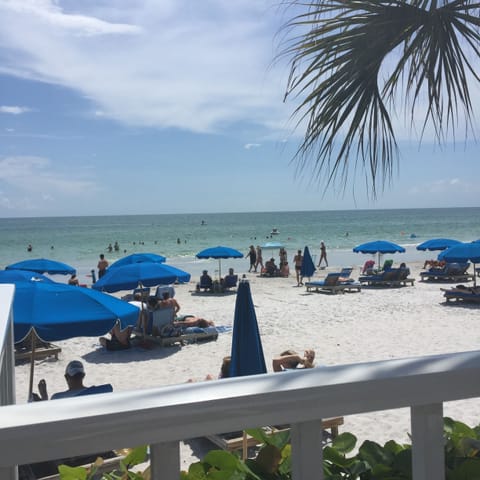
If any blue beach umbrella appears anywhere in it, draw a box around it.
[6,258,76,275]
[300,246,316,279]
[416,238,462,251]
[230,280,267,377]
[196,246,243,279]
[92,262,191,293]
[439,242,480,287]
[13,282,140,343]
[261,241,284,250]
[109,252,166,269]
[0,269,54,284]
[10,279,140,399]
[353,240,405,268]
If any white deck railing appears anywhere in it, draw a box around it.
[1,284,480,480]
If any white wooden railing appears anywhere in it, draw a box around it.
[2,284,480,480]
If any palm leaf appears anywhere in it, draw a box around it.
[280,0,480,195]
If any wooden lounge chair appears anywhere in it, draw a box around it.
[306,273,361,294]
[15,331,61,364]
[137,307,218,347]
[359,269,405,287]
[420,262,473,283]
[206,417,344,452]
[442,286,480,303]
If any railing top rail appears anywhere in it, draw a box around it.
[2,349,480,465]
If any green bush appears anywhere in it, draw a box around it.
[59,418,480,479]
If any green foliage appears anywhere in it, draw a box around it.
[58,418,480,479]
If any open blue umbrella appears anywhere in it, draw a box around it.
[0,269,53,284]
[300,246,316,279]
[109,253,166,269]
[10,279,140,398]
[230,280,267,377]
[92,262,190,293]
[439,242,480,287]
[261,241,284,250]
[353,240,405,268]
[6,258,76,275]
[196,246,243,279]
[14,282,140,343]
[416,238,462,251]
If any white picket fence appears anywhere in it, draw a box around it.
[2,283,480,479]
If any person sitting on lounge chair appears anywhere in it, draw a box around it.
[198,270,213,291]
[159,291,181,316]
[99,321,132,351]
[264,258,279,276]
[33,360,90,401]
[222,268,238,290]
[272,349,315,372]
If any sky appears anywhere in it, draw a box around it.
[0,0,478,218]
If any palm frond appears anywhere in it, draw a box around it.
[280,0,480,195]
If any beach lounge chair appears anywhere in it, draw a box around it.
[14,331,61,364]
[140,307,218,346]
[420,262,473,282]
[206,417,344,452]
[155,284,176,299]
[305,273,361,294]
[359,269,402,287]
[442,286,480,303]
[223,274,238,291]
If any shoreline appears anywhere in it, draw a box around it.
[14,260,480,466]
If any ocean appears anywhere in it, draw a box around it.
[1,208,479,284]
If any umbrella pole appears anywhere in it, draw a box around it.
[218,259,222,282]
[28,330,36,401]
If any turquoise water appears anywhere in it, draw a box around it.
[0,208,478,283]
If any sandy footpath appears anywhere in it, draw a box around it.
[14,261,480,468]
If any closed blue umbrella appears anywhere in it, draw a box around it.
[6,258,76,275]
[109,253,166,269]
[300,246,316,279]
[230,280,267,377]
[196,246,243,279]
[439,242,480,286]
[416,238,461,251]
[92,262,191,293]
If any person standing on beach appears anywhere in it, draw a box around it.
[318,241,328,268]
[294,249,303,286]
[245,245,257,273]
[97,253,109,279]
[255,245,263,273]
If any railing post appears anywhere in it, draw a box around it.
[150,441,180,480]
[411,403,444,480]
[290,420,323,480]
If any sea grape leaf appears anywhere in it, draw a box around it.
[331,432,356,454]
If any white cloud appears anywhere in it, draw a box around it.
[244,143,261,150]
[408,178,474,196]
[0,106,31,114]
[0,1,291,135]
[0,156,99,200]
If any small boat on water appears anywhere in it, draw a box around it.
[270,228,279,235]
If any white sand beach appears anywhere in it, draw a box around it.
[14,261,480,468]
